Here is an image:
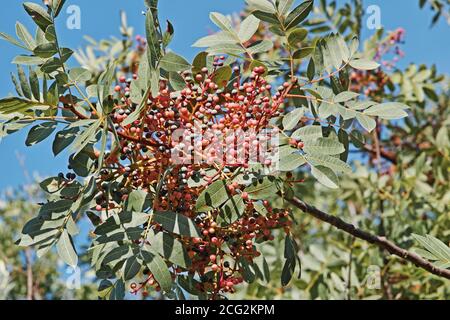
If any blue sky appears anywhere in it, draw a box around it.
[0,0,449,190]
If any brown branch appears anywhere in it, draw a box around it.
[363,144,397,165]
[287,196,450,280]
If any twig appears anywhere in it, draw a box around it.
[286,196,450,280]
[363,144,397,165]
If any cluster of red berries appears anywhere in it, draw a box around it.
[90,58,296,298]
[184,202,291,294]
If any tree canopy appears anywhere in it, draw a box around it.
[0,0,448,300]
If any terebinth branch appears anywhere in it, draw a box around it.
[363,144,397,165]
[286,196,450,280]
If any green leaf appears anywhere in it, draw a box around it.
[363,103,409,120]
[323,34,342,70]
[246,0,276,13]
[239,257,256,283]
[285,0,313,29]
[52,0,67,17]
[356,113,377,132]
[29,68,40,100]
[253,201,269,216]
[141,246,173,293]
[162,20,174,48]
[60,48,74,63]
[12,55,46,65]
[218,194,245,226]
[210,12,237,36]
[247,40,273,55]
[69,151,95,177]
[109,279,125,300]
[69,120,102,156]
[0,31,29,51]
[350,129,365,149]
[347,100,376,110]
[245,177,279,200]
[145,9,161,68]
[278,0,295,16]
[349,36,359,55]
[121,212,150,228]
[56,230,78,268]
[253,254,271,283]
[10,73,23,97]
[335,33,350,63]
[196,180,229,211]
[150,68,160,98]
[25,122,56,146]
[281,242,296,285]
[212,66,232,88]
[287,28,308,47]
[207,44,246,56]
[44,25,56,42]
[52,127,79,156]
[307,58,315,80]
[41,57,62,74]
[153,211,200,238]
[252,11,279,25]
[38,199,73,219]
[126,189,149,212]
[306,154,352,174]
[238,14,260,43]
[188,168,218,188]
[334,91,359,103]
[23,2,53,32]
[269,24,284,36]
[123,256,141,280]
[69,67,92,83]
[97,63,116,107]
[147,230,191,268]
[86,211,101,227]
[0,97,52,116]
[283,108,305,131]
[338,129,349,162]
[39,176,64,193]
[16,22,36,50]
[349,58,380,70]
[192,51,208,73]
[292,47,314,59]
[33,43,57,58]
[193,31,237,48]
[436,126,450,150]
[412,234,450,266]
[278,153,307,171]
[160,52,191,72]
[311,165,339,189]
[303,137,345,155]
[292,125,322,141]
[17,65,32,100]
[102,245,131,265]
[169,71,186,91]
